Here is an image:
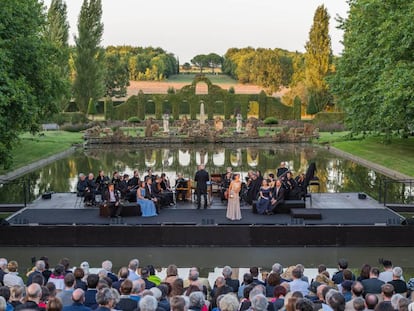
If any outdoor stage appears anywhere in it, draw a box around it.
[2,192,413,247]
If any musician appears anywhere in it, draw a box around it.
[111,171,122,191]
[221,171,233,202]
[84,173,96,206]
[76,173,88,197]
[175,173,188,202]
[276,162,289,178]
[194,164,210,209]
[160,173,174,206]
[269,179,285,214]
[103,183,123,217]
[95,170,109,195]
[145,177,160,213]
[126,170,140,202]
[283,171,297,199]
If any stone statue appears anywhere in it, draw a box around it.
[214,116,224,132]
[236,113,243,133]
[199,101,206,125]
[144,118,153,137]
[163,113,170,133]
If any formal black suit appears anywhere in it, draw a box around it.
[194,168,210,208]
[270,186,285,213]
[103,188,122,217]
[145,182,160,213]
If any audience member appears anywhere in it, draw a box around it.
[62,288,91,311]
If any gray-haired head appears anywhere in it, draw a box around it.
[189,291,205,309]
[102,260,113,272]
[219,293,239,311]
[95,287,114,306]
[128,259,139,270]
[139,295,158,311]
[392,266,403,278]
[251,294,268,311]
[272,263,283,274]
[222,266,233,278]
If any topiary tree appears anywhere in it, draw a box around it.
[87,98,97,120]
[293,96,302,120]
[104,96,113,120]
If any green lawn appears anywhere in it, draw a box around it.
[0,131,83,175]
[318,133,414,177]
[167,74,238,85]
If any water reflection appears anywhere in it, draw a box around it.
[0,144,397,203]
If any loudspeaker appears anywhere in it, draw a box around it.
[358,193,367,200]
[42,192,52,199]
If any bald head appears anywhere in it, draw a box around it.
[72,289,85,303]
[27,283,42,302]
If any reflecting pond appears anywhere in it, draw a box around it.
[0,143,398,204]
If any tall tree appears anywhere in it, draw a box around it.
[73,0,105,113]
[191,54,208,73]
[0,0,66,168]
[205,53,223,73]
[330,0,414,138]
[104,52,129,97]
[45,0,71,111]
[304,5,332,114]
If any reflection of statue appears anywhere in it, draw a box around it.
[163,113,170,133]
[236,113,243,133]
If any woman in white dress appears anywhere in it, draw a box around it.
[226,173,242,220]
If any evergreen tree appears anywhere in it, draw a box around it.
[45,0,71,111]
[73,0,105,114]
[304,5,332,114]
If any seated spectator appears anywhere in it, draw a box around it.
[388,267,407,295]
[96,287,116,311]
[218,294,239,311]
[361,268,385,295]
[3,261,24,288]
[115,279,137,311]
[49,264,65,292]
[62,288,90,311]
[265,272,281,297]
[271,285,287,311]
[15,283,42,311]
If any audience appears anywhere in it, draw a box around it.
[0,255,414,311]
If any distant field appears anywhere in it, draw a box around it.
[167,74,238,84]
[128,74,288,96]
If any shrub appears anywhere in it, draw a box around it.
[228,86,235,94]
[264,117,279,125]
[60,123,91,132]
[128,116,141,123]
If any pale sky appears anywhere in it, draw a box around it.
[43,0,349,63]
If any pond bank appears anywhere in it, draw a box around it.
[328,146,414,180]
[0,147,77,183]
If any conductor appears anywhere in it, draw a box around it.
[194,164,210,209]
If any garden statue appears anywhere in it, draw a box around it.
[163,113,170,133]
[236,113,243,133]
[199,101,206,125]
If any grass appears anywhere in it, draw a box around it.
[0,131,83,175]
[317,133,414,177]
[167,73,238,85]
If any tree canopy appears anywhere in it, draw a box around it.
[330,0,414,137]
[0,0,68,168]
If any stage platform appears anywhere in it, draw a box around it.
[2,192,413,247]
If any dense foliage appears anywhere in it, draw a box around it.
[0,0,68,168]
[73,0,105,113]
[330,0,414,138]
[106,46,178,81]
[222,48,293,94]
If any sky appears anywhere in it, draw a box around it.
[43,0,349,63]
